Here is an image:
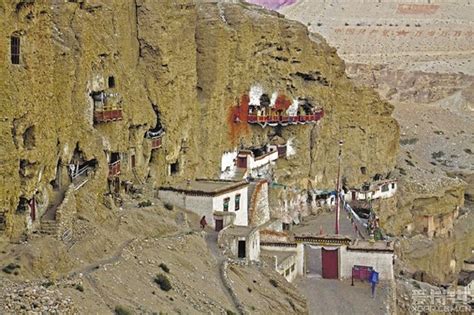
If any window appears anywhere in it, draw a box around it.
[235,194,241,211]
[391,183,395,189]
[223,197,230,212]
[360,167,367,175]
[291,264,295,272]
[170,161,179,175]
[285,269,290,276]
[11,36,20,64]
[282,223,290,231]
[381,184,389,192]
[108,76,115,88]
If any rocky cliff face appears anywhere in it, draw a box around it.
[0,0,398,239]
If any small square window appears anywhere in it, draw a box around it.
[223,197,230,212]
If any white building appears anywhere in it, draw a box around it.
[218,225,261,262]
[339,240,395,280]
[236,146,279,177]
[261,242,305,283]
[349,179,397,201]
[157,179,249,229]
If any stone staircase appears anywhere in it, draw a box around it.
[39,219,59,236]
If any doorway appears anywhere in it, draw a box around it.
[305,245,322,277]
[238,240,246,258]
[215,219,223,232]
[321,248,339,279]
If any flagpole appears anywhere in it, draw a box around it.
[335,140,343,234]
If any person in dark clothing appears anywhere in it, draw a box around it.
[200,216,207,230]
[370,269,379,298]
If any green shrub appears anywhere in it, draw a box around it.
[226,310,236,315]
[269,279,278,288]
[400,138,418,145]
[138,200,152,208]
[2,263,20,274]
[432,151,445,159]
[75,284,84,292]
[115,305,132,315]
[159,263,170,273]
[164,203,174,211]
[154,274,172,291]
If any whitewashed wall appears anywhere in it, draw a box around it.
[339,247,394,280]
[212,186,248,226]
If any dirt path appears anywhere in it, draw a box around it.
[67,238,135,278]
[204,231,242,314]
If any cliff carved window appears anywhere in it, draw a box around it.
[11,36,20,65]
[170,161,179,175]
[235,194,241,211]
[108,76,115,88]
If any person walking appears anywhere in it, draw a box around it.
[370,269,379,298]
[200,216,207,230]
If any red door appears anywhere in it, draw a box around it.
[322,248,339,279]
[236,156,247,169]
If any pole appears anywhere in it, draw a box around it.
[335,140,343,234]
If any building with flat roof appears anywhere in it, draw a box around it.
[157,179,249,229]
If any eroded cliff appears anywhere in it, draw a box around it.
[0,0,398,241]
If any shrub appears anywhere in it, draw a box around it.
[2,263,20,274]
[75,284,84,292]
[138,200,152,208]
[115,305,132,315]
[159,263,170,273]
[464,148,473,155]
[269,279,278,288]
[164,203,174,211]
[432,151,445,160]
[400,138,418,145]
[226,310,236,315]
[154,274,172,291]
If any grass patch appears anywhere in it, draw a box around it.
[154,274,172,291]
[159,263,170,273]
[115,305,132,315]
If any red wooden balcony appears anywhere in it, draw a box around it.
[247,109,324,126]
[150,136,162,149]
[94,108,123,123]
[108,160,121,178]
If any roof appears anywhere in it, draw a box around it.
[347,240,394,252]
[159,179,248,196]
[261,250,296,267]
[221,225,254,237]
